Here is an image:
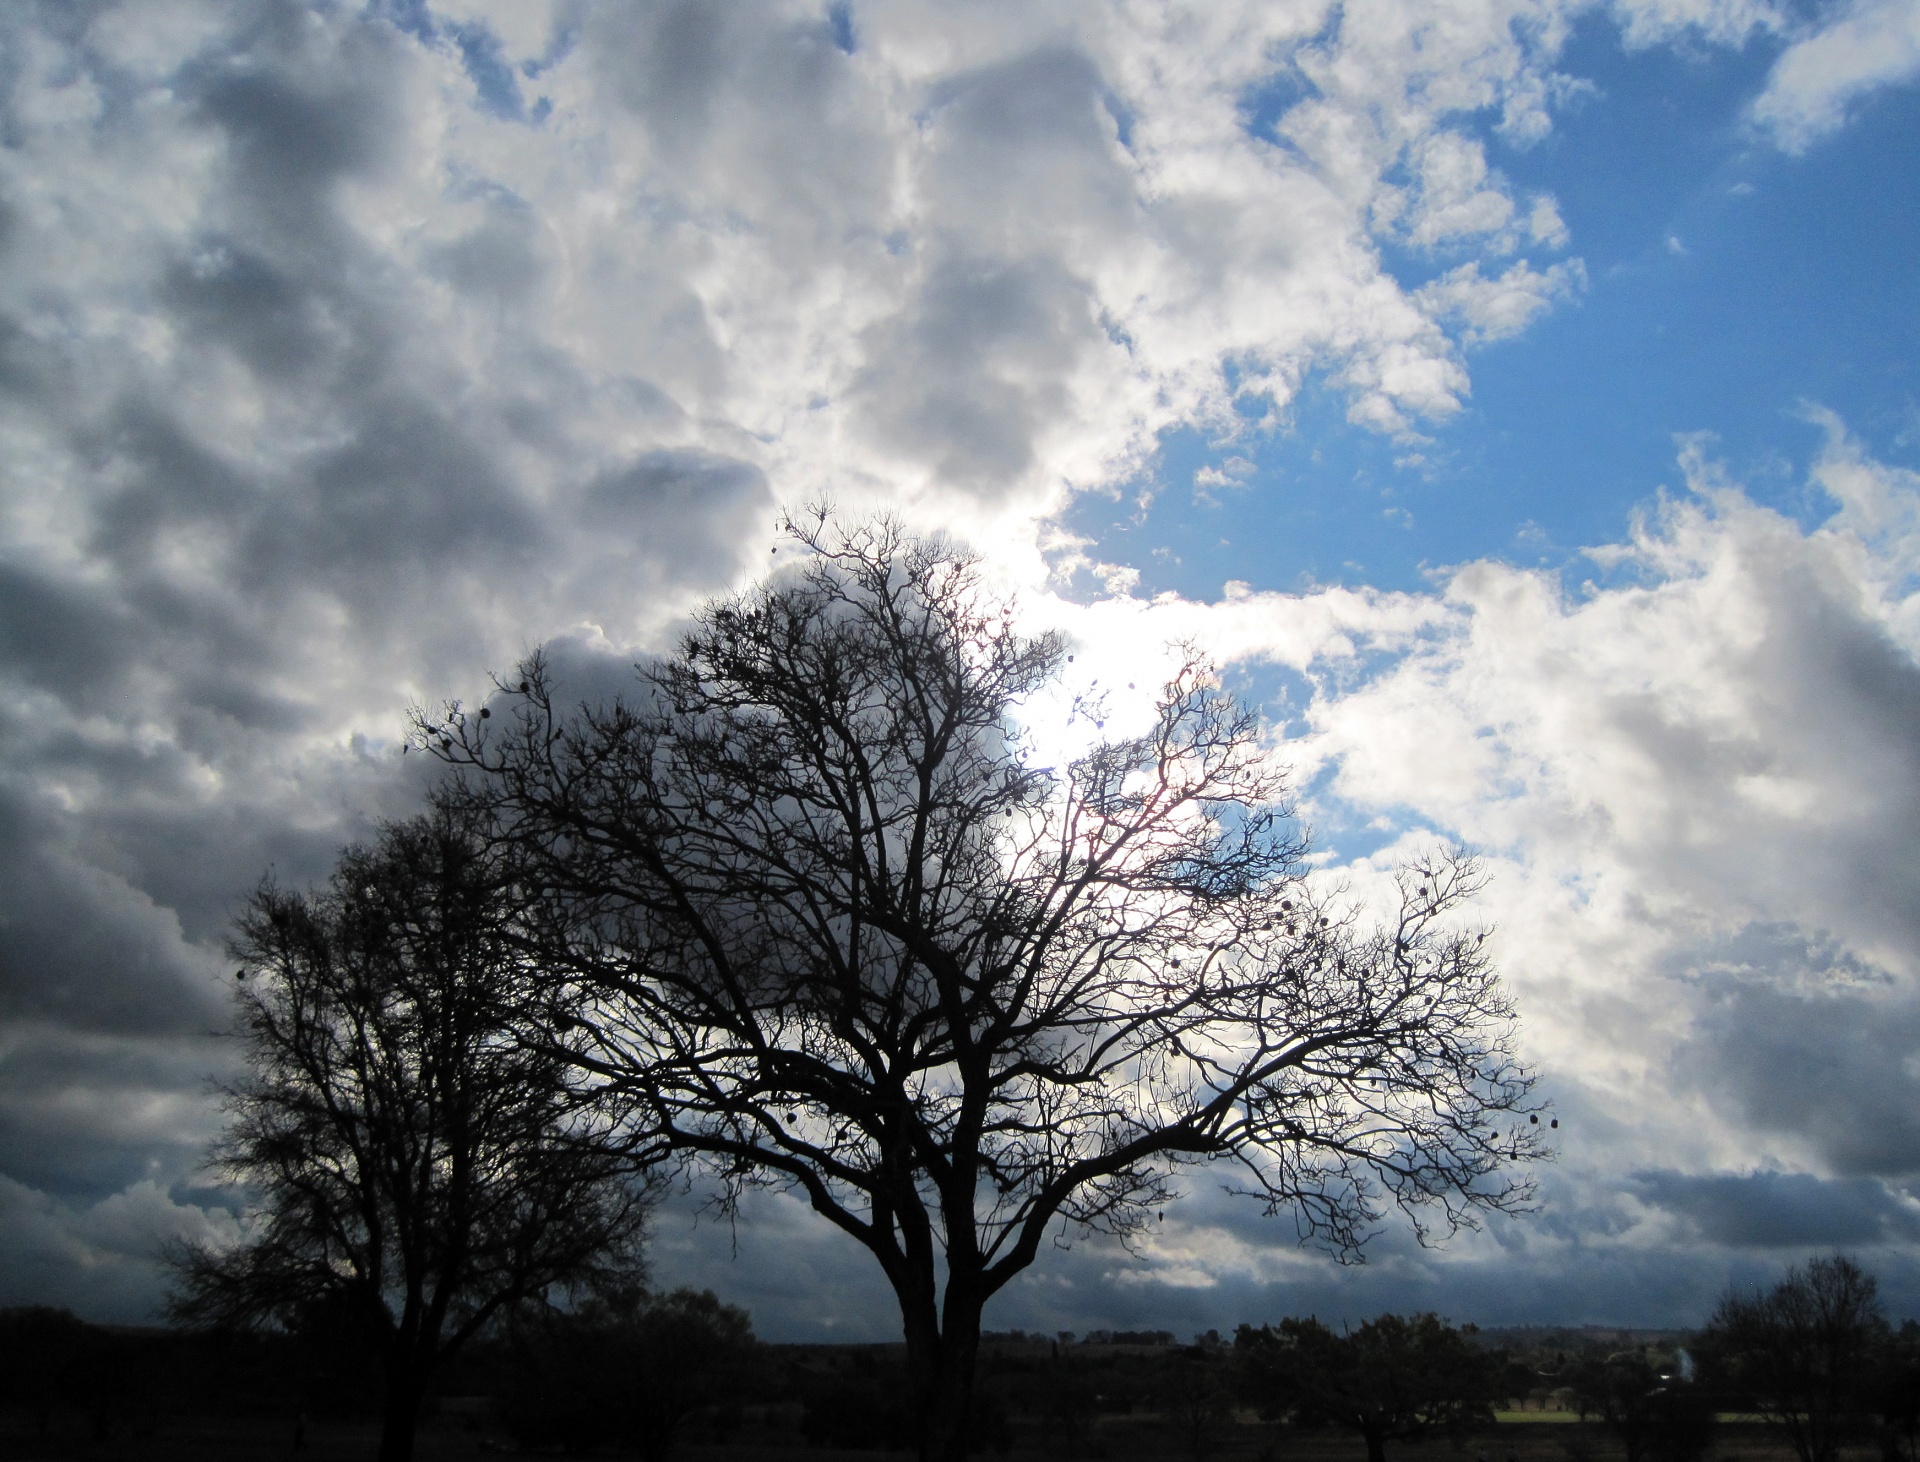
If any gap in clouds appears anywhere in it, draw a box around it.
[1056,18,1920,618]
[1462,30,1920,547]
[1055,375,1534,601]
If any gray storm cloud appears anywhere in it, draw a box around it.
[1,0,1914,1327]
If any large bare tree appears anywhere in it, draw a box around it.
[168,804,652,1462]
[425,514,1543,1462]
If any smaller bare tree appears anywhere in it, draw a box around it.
[1700,1254,1886,1462]
[167,803,652,1462]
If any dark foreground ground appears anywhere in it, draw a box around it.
[0,1415,1824,1462]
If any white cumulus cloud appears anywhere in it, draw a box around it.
[1753,0,1920,151]
[0,0,1905,1327]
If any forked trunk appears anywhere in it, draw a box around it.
[904,1292,983,1462]
[1362,1424,1388,1462]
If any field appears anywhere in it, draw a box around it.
[0,1412,1827,1462]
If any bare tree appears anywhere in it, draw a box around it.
[1700,1254,1887,1462]
[424,514,1543,1462]
[167,804,652,1462]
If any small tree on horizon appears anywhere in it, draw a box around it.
[1235,1312,1503,1462]
[424,512,1545,1462]
[1699,1254,1887,1462]
[167,804,653,1462]
[1568,1351,1715,1462]
[1163,1346,1234,1462]
[501,1284,757,1461]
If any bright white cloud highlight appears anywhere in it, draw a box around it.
[1753,0,1920,150]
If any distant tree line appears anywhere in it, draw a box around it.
[0,1305,306,1443]
[11,1253,1920,1459]
[1490,1256,1920,1462]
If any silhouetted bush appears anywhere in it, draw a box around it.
[1568,1353,1715,1462]
[801,1372,917,1451]
[1237,1313,1502,1462]
[1873,1319,1920,1462]
[0,1307,95,1431]
[502,1286,757,1460]
[798,1364,1009,1455]
[1160,1348,1233,1461]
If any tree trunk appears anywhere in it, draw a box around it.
[903,1290,983,1462]
[376,1357,426,1462]
[1363,1424,1388,1462]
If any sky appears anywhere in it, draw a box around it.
[3,0,1920,1341]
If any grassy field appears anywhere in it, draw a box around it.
[0,1412,1836,1462]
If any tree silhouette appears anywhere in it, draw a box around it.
[1567,1352,1715,1462]
[426,513,1543,1462]
[1162,1347,1234,1461]
[167,804,652,1462]
[0,1306,95,1433]
[1235,1313,1501,1462]
[1872,1320,1920,1462]
[1700,1254,1886,1462]
[503,1284,758,1461]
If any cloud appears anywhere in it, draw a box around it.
[1681,956,1920,1180]
[0,1174,241,1322]
[1396,132,1527,251]
[853,251,1111,495]
[1300,433,1920,976]
[1752,0,1920,152]
[0,0,1903,1330]
[0,1028,231,1206]
[1629,1169,1920,1248]
[1610,0,1783,48]
[1416,258,1588,347]
[998,426,1920,1333]
[1268,435,1920,1208]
